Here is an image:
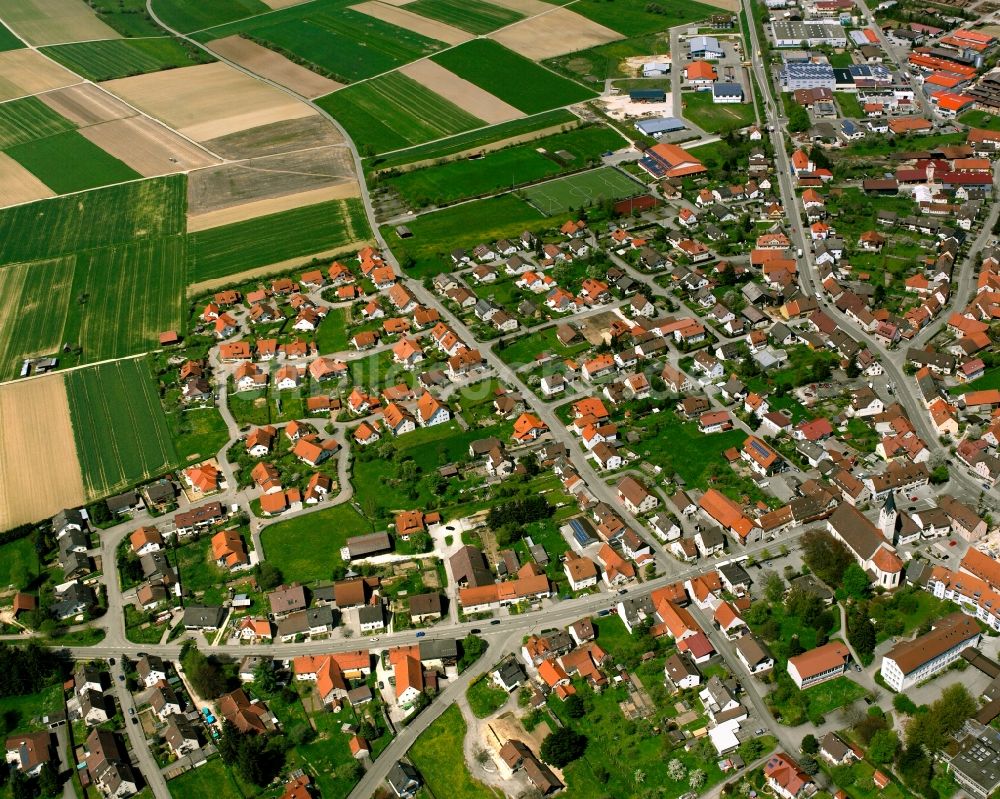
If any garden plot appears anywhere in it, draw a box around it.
[79,116,220,176]
[206,35,343,98]
[101,62,315,142]
[0,375,85,530]
[0,49,80,102]
[399,59,523,124]
[490,6,622,60]
[350,0,472,45]
[0,0,120,45]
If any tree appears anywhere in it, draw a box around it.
[180,641,228,699]
[763,571,785,604]
[457,634,488,672]
[689,769,707,789]
[37,762,60,798]
[540,728,587,768]
[739,738,765,762]
[667,759,687,781]
[801,734,818,755]
[868,729,899,764]
[842,563,870,599]
[801,530,854,585]
[253,660,278,695]
[254,562,283,591]
[847,608,876,659]
[893,694,917,715]
[565,694,585,719]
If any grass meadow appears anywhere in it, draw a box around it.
[383,124,624,206]
[682,90,756,134]
[5,130,141,193]
[432,40,596,114]
[521,166,643,215]
[570,0,721,36]
[41,37,212,81]
[407,0,524,34]
[260,504,371,583]
[150,0,268,33]
[0,96,75,149]
[317,71,485,154]
[65,357,179,500]
[545,33,668,84]
[193,0,446,83]
[187,198,370,283]
[409,705,502,799]
[367,109,577,171]
[381,194,547,276]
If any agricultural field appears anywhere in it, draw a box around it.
[382,194,548,277]
[86,0,177,36]
[4,130,141,194]
[187,198,370,283]
[149,0,268,33]
[681,90,756,133]
[521,166,643,215]
[0,96,75,149]
[0,20,22,51]
[383,124,625,206]
[366,109,577,171]
[260,504,372,584]
[316,71,486,155]
[570,0,722,36]
[41,37,212,81]
[431,40,596,114]
[406,0,524,34]
[0,175,186,265]
[191,0,448,83]
[65,357,179,500]
[0,0,120,45]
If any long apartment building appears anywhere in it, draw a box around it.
[879,611,982,691]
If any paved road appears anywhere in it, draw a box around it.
[110,659,172,799]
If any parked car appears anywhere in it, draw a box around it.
[470,628,481,634]
[491,619,501,625]
[415,631,426,638]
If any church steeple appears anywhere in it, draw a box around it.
[879,491,898,541]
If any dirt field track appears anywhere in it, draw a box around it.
[207,36,344,99]
[0,153,54,205]
[187,144,357,215]
[0,375,85,530]
[400,60,523,124]
[490,7,622,59]
[80,116,221,176]
[188,183,360,231]
[101,62,315,142]
[350,1,472,45]
[38,83,133,126]
[0,0,120,45]
[0,50,80,102]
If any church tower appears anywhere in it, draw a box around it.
[878,491,898,542]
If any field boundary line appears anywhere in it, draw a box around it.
[0,350,148,389]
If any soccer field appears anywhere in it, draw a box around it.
[522,166,644,215]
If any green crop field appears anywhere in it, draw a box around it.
[432,40,596,114]
[382,194,547,276]
[150,0,268,33]
[522,166,643,215]
[570,0,721,36]
[367,109,577,170]
[187,198,370,283]
[406,0,524,34]
[0,96,75,149]
[88,0,175,36]
[0,178,187,379]
[384,124,625,206]
[65,358,179,500]
[41,37,211,81]
[5,130,141,194]
[0,20,22,51]
[317,72,485,154]
[0,176,185,265]
[193,0,447,83]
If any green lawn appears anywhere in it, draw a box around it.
[406,0,524,33]
[260,504,372,584]
[367,109,578,171]
[959,109,1000,130]
[171,406,231,464]
[384,124,624,207]
[682,90,756,133]
[466,676,509,718]
[167,757,245,799]
[949,366,1000,394]
[0,685,64,736]
[174,535,231,604]
[5,130,141,194]
[432,40,597,114]
[316,71,486,155]
[834,91,864,118]
[187,199,370,283]
[315,306,350,353]
[521,166,643,216]
[0,537,40,592]
[496,325,590,366]
[41,37,211,81]
[66,358,180,501]
[383,194,548,277]
[409,704,502,799]
[768,674,867,726]
[569,0,721,36]
[828,759,907,799]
